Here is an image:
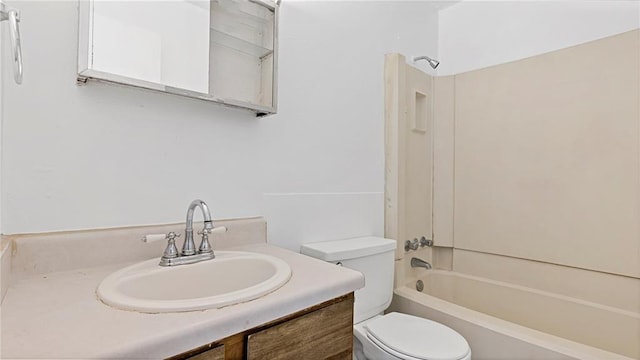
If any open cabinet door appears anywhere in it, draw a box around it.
[384,53,433,258]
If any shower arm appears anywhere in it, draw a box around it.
[411,55,440,69]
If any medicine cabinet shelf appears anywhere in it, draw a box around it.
[210,28,273,58]
[212,0,272,24]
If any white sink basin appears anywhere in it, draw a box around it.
[97,251,292,313]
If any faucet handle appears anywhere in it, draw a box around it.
[196,226,226,255]
[404,238,420,252]
[197,226,227,236]
[142,232,180,243]
[163,232,180,259]
[142,234,167,243]
[419,236,433,247]
[143,232,181,259]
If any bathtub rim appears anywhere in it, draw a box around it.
[395,271,637,360]
[411,270,640,319]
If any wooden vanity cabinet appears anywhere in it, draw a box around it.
[184,345,225,360]
[169,293,354,360]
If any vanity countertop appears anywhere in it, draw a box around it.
[1,243,364,359]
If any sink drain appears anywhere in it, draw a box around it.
[416,280,424,292]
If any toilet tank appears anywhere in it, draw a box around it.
[301,237,396,324]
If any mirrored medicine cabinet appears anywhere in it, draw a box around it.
[77,0,278,116]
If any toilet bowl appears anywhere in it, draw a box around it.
[301,237,471,360]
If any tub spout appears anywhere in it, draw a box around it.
[411,257,432,270]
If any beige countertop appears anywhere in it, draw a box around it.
[1,243,364,359]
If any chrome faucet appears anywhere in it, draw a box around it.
[183,199,214,256]
[143,199,222,266]
[411,257,432,270]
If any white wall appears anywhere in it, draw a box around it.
[1,1,439,245]
[262,2,439,250]
[438,0,640,75]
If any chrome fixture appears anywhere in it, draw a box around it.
[142,199,226,266]
[411,55,439,69]
[405,238,419,252]
[416,279,424,292]
[411,257,432,270]
[405,236,433,251]
[0,1,22,84]
[420,236,433,247]
[183,199,214,256]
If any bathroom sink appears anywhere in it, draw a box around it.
[97,251,292,313]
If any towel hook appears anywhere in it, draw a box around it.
[1,1,23,84]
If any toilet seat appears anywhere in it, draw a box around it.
[367,334,428,360]
[364,312,470,360]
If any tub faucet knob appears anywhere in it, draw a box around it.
[420,236,433,247]
[405,238,420,252]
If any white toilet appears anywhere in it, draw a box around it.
[301,237,471,360]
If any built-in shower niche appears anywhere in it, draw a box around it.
[413,91,428,132]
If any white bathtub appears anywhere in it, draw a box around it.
[389,270,640,360]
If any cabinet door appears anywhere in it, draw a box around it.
[90,1,210,93]
[209,0,276,111]
[184,344,224,360]
[246,297,353,360]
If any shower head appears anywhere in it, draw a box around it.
[411,55,440,69]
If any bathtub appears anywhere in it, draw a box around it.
[389,270,640,360]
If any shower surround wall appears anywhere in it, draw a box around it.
[434,29,640,314]
[418,2,640,329]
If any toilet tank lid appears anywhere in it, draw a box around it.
[300,237,396,261]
